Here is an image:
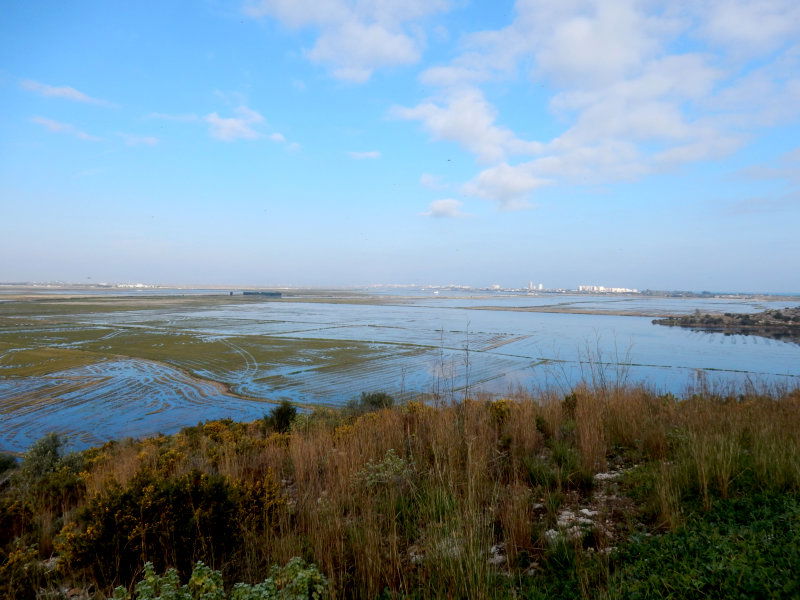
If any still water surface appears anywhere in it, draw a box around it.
[1,293,798,452]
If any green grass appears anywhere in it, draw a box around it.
[514,492,800,600]
[607,493,800,599]
[0,295,401,382]
[0,346,107,377]
[0,296,423,382]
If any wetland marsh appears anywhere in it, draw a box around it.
[2,290,799,452]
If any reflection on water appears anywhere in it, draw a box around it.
[687,327,800,345]
[0,360,273,453]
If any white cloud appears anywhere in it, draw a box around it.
[205,106,265,141]
[462,163,548,210]
[420,173,446,190]
[348,150,380,159]
[420,198,467,218]
[119,133,159,146]
[700,0,800,53]
[420,65,489,87]
[550,54,723,146]
[21,80,112,106]
[396,0,800,208]
[241,0,800,209]
[709,56,800,127]
[737,147,800,183]
[392,88,542,163]
[31,116,101,141]
[309,21,419,82]
[270,132,287,143]
[527,1,669,87]
[243,0,450,81]
[653,134,742,166]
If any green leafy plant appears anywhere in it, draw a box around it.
[110,558,327,600]
[264,401,298,434]
[356,448,414,489]
[607,493,800,599]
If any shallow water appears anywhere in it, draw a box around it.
[0,359,273,452]
[2,294,799,452]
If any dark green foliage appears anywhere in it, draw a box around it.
[562,393,578,419]
[14,432,84,511]
[0,496,32,549]
[550,440,578,470]
[619,464,660,520]
[344,391,395,416]
[0,453,17,476]
[607,493,800,600]
[518,539,606,600]
[110,557,328,600]
[525,441,594,495]
[358,391,394,410]
[267,401,298,433]
[524,456,559,489]
[535,415,552,440]
[0,541,48,600]
[20,432,65,478]
[65,470,243,587]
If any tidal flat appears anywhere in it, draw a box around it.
[1,290,799,452]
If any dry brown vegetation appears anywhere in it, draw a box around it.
[1,383,799,599]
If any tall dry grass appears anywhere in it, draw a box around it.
[11,384,800,599]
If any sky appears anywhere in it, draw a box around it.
[1,1,799,292]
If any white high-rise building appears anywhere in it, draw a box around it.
[578,285,639,293]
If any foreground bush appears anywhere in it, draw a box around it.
[62,469,284,587]
[110,558,327,600]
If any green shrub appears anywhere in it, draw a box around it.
[355,391,394,412]
[110,557,327,600]
[0,541,48,600]
[0,453,17,476]
[356,449,414,489]
[607,493,800,599]
[15,433,84,509]
[535,415,552,440]
[265,401,298,434]
[524,456,559,490]
[526,442,593,494]
[63,470,245,586]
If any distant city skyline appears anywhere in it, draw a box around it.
[3,280,793,297]
[2,2,799,293]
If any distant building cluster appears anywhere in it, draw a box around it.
[528,281,544,291]
[578,285,639,293]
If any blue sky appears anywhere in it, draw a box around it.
[1,0,799,292]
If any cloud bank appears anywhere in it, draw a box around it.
[393,0,800,209]
[420,198,467,218]
[243,0,450,82]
